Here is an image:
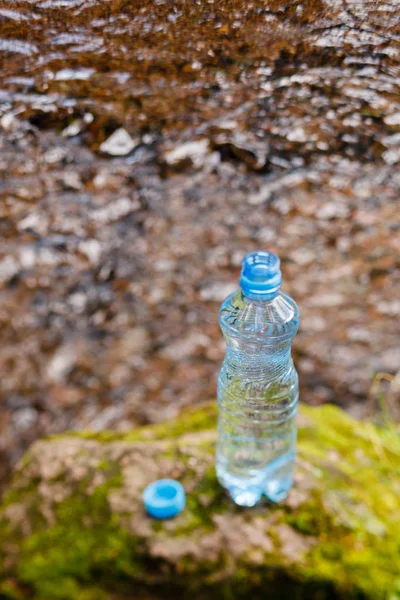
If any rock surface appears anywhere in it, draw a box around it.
[0,403,399,600]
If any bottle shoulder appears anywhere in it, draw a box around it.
[219,290,299,340]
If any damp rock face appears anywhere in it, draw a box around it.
[99,128,139,156]
[0,0,399,539]
[1,403,399,600]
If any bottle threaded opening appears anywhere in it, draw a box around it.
[239,250,282,299]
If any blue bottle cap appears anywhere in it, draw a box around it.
[143,479,186,519]
[239,250,282,300]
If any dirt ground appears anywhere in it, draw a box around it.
[0,0,399,488]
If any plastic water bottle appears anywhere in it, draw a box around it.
[216,250,299,507]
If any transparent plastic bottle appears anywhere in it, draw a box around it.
[216,250,299,507]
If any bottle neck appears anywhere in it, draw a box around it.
[241,288,280,302]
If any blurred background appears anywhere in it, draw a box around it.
[0,0,399,492]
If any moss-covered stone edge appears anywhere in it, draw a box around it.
[0,403,399,600]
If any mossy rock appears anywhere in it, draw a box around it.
[0,403,400,600]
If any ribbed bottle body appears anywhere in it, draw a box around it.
[216,290,299,506]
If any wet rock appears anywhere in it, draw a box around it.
[111,327,151,359]
[248,172,307,205]
[376,300,400,317]
[382,148,400,165]
[287,127,308,143]
[62,120,82,137]
[49,385,84,408]
[213,133,269,170]
[43,147,67,164]
[99,128,138,156]
[55,68,95,81]
[19,246,36,269]
[373,348,400,374]
[90,197,137,223]
[0,256,19,282]
[78,239,102,265]
[0,38,38,55]
[0,111,24,132]
[384,113,400,126]
[381,133,400,148]
[317,201,350,220]
[59,171,83,190]
[163,139,210,170]
[160,332,210,361]
[289,247,315,266]
[12,406,38,432]
[300,315,326,332]
[308,293,344,308]
[46,344,77,384]
[67,292,88,313]
[200,281,237,302]
[346,327,373,344]
[87,404,125,431]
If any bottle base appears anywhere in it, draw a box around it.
[226,485,263,507]
[216,463,265,507]
[217,452,295,507]
[264,474,293,503]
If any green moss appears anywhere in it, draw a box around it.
[291,405,400,599]
[51,403,217,445]
[15,473,143,600]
